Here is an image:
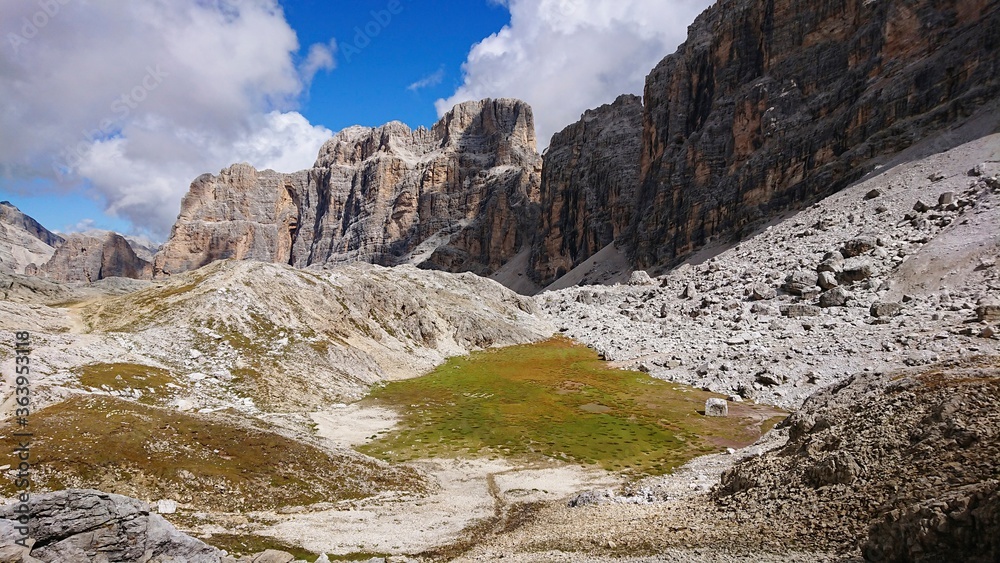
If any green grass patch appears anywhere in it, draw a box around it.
[359,337,785,475]
[202,534,320,561]
[0,396,424,511]
[76,363,177,404]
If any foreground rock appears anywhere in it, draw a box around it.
[0,489,227,562]
[715,357,1000,559]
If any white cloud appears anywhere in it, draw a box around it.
[436,0,712,149]
[301,40,338,85]
[0,0,333,239]
[407,66,446,92]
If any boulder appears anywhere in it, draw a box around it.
[682,281,698,299]
[840,238,877,258]
[782,304,821,318]
[156,499,177,514]
[750,283,777,301]
[819,287,850,308]
[837,258,873,284]
[784,270,817,296]
[870,302,904,318]
[0,489,224,562]
[977,302,1000,323]
[806,452,862,487]
[817,270,839,290]
[628,270,655,286]
[252,550,296,563]
[705,398,729,417]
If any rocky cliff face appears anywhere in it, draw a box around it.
[152,164,308,276]
[40,232,152,282]
[154,98,541,279]
[0,201,63,275]
[529,94,643,286]
[625,0,1000,268]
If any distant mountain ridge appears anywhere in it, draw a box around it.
[0,201,63,276]
[0,201,155,282]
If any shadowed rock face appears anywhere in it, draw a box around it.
[530,94,644,286]
[625,0,1000,268]
[40,232,151,282]
[154,98,542,279]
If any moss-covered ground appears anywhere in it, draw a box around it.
[75,362,178,405]
[359,337,785,475]
[0,396,424,512]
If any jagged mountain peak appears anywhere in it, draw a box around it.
[155,97,542,281]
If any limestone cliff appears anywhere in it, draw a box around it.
[530,94,643,286]
[40,232,152,282]
[154,98,541,278]
[0,201,63,275]
[152,164,308,276]
[625,0,1000,268]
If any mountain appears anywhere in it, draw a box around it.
[154,0,1000,292]
[38,231,152,282]
[153,98,542,280]
[0,201,159,283]
[623,0,1000,269]
[529,94,644,287]
[0,201,63,275]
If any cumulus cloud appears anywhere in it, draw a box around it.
[437,0,712,148]
[0,0,333,239]
[407,66,446,92]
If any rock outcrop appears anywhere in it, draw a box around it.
[0,201,63,275]
[39,231,152,282]
[529,94,643,286]
[625,0,1000,268]
[154,98,541,279]
[714,356,1000,558]
[0,489,227,562]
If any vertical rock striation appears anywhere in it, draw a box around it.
[152,164,308,276]
[154,98,541,279]
[626,0,1000,268]
[530,94,643,286]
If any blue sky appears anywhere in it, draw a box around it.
[0,0,710,242]
[284,0,510,132]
